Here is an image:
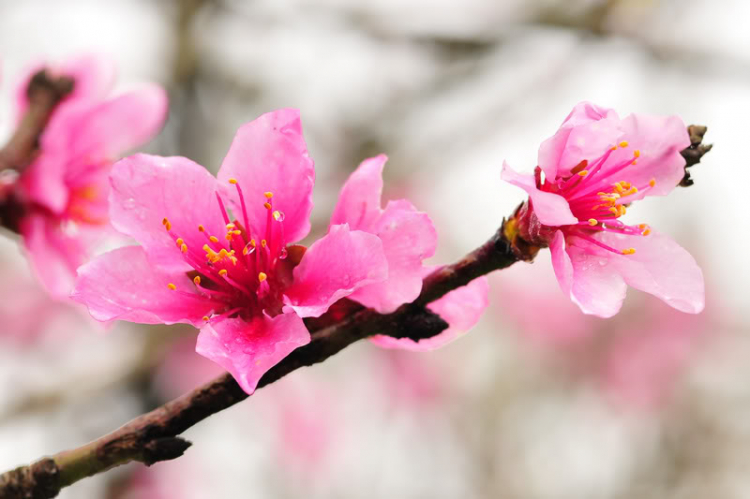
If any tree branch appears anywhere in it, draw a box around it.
[0,225,518,499]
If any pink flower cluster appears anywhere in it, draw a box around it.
[502,102,704,318]
[73,109,488,394]
[12,55,167,297]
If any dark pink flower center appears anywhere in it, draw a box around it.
[163,179,291,323]
[540,141,655,255]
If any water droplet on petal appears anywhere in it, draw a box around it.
[279,247,288,260]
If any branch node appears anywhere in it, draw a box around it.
[141,437,193,466]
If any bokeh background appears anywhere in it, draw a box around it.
[0,0,748,497]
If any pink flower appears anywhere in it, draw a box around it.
[502,102,704,318]
[330,155,490,350]
[73,109,389,394]
[14,55,168,297]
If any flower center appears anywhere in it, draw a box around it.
[163,179,289,323]
[541,141,655,256]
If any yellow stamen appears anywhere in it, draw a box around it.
[638,224,647,230]
[176,238,184,246]
[209,236,219,243]
[621,248,636,255]
[163,219,171,231]
[250,239,256,247]
[649,179,656,187]
[193,276,201,285]
[610,146,617,151]
[228,178,238,185]
[264,192,273,199]
[631,160,637,165]
[181,243,188,253]
[258,272,267,282]
[219,269,228,276]
[264,202,272,210]
[198,225,205,232]
[619,141,629,148]
[260,239,267,248]
[242,247,249,256]
[232,230,242,235]
[642,229,651,236]
[226,223,235,229]
[226,234,234,241]
[634,150,640,158]
[609,207,619,216]
[588,218,598,226]
[577,170,589,177]
[162,218,169,226]
[202,316,210,322]
[167,283,177,290]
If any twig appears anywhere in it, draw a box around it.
[0,226,517,499]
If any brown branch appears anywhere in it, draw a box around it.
[0,225,518,499]
[0,69,73,234]
[679,125,712,187]
[0,70,73,175]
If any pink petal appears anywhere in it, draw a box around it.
[549,229,573,298]
[72,245,215,326]
[196,312,311,394]
[538,102,622,180]
[283,224,388,318]
[347,200,437,313]
[217,109,314,244]
[370,271,490,351]
[501,161,577,226]
[596,230,705,314]
[43,84,168,168]
[329,154,386,228]
[606,113,690,196]
[19,153,69,214]
[559,234,628,318]
[109,154,227,273]
[19,212,85,299]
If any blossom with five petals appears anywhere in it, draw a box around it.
[73,109,390,394]
[502,102,704,318]
[13,55,168,297]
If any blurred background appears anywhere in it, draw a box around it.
[0,0,748,497]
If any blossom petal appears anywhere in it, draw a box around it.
[284,224,388,318]
[347,200,437,314]
[538,102,622,179]
[109,154,227,273]
[597,230,704,314]
[560,235,628,318]
[196,312,311,394]
[217,109,314,244]
[72,245,215,326]
[329,154,386,228]
[43,84,168,168]
[19,213,85,298]
[370,268,489,351]
[609,113,690,196]
[501,161,577,226]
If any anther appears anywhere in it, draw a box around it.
[649,179,656,187]
[621,248,636,255]
[264,202,272,210]
[198,225,205,232]
[209,236,219,243]
[167,283,177,290]
[264,192,273,199]
[226,223,235,229]
[588,219,598,226]
[619,141,629,148]
[258,272,267,282]
[181,243,188,253]
[228,178,238,185]
[193,276,201,285]
[163,218,171,231]
[219,269,228,276]
[577,170,589,177]
[642,229,651,236]
[176,238,184,246]
[202,316,210,322]
[634,150,640,158]
[260,239,267,248]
